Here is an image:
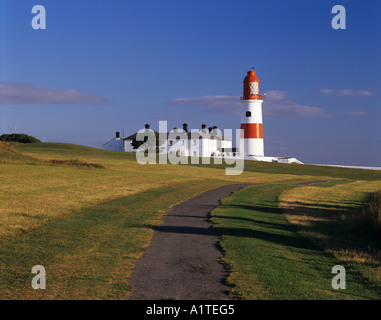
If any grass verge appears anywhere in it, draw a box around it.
[212,184,381,299]
[0,181,228,299]
[279,181,381,293]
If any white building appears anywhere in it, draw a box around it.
[102,123,236,158]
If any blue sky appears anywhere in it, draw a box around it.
[0,0,380,166]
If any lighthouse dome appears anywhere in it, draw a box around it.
[244,69,260,82]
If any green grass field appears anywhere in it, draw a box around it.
[0,142,380,299]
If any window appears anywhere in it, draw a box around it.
[246,111,251,117]
[249,81,259,95]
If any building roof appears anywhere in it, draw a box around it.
[123,133,138,140]
[101,137,119,146]
[123,131,231,141]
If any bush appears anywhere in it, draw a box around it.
[363,190,381,228]
[0,133,41,143]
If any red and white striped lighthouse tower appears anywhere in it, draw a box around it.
[240,68,264,157]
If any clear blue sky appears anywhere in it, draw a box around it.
[0,0,380,166]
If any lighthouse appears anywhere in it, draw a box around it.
[240,68,264,157]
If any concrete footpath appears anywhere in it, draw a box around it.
[127,184,252,300]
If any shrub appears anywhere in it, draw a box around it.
[363,190,381,228]
[0,133,41,143]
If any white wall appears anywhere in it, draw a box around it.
[165,136,232,158]
[104,132,233,157]
[124,139,136,152]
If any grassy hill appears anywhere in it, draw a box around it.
[0,142,380,299]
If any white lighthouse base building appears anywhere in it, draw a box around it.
[102,123,236,158]
[244,155,303,164]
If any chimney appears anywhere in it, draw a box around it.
[208,127,213,133]
[201,123,207,134]
[212,126,219,136]
[183,123,188,132]
[145,123,150,130]
[173,127,178,133]
[115,131,120,139]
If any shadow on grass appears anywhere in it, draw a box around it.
[213,191,381,299]
[154,196,381,272]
